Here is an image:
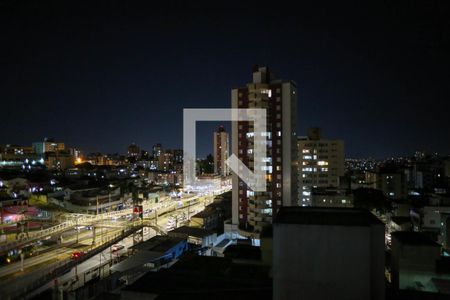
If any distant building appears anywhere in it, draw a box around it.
[159,150,173,171]
[213,125,230,176]
[273,207,385,300]
[298,128,344,206]
[32,138,65,154]
[152,143,163,159]
[171,149,183,165]
[231,66,298,238]
[86,153,114,166]
[1,144,33,155]
[66,186,122,214]
[45,152,74,170]
[127,143,140,159]
[68,148,82,162]
[310,187,353,208]
[365,167,407,199]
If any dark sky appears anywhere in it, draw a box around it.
[1,0,449,158]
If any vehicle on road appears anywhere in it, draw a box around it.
[71,251,86,259]
[0,244,35,265]
[111,244,125,252]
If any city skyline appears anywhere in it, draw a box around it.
[1,2,450,158]
[1,2,450,299]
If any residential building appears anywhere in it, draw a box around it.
[213,125,230,176]
[298,128,344,206]
[365,167,408,200]
[127,143,140,159]
[231,66,298,238]
[310,187,353,208]
[152,143,163,159]
[45,152,75,170]
[32,138,65,154]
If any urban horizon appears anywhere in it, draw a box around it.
[1,2,450,300]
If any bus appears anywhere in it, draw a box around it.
[0,244,36,265]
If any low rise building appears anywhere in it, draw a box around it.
[310,187,353,208]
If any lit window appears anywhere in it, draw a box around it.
[262,166,272,173]
[261,89,272,97]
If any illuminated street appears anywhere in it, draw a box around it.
[0,187,227,299]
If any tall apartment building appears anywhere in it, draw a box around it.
[152,143,163,159]
[213,125,230,176]
[231,66,298,237]
[298,128,344,206]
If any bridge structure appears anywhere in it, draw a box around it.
[0,192,207,253]
[0,219,167,300]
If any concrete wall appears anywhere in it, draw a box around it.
[273,223,385,300]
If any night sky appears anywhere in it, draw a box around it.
[1,1,449,158]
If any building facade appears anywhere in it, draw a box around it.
[127,143,140,160]
[298,128,344,206]
[365,168,408,200]
[231,66,298,237]
[32,138,65,154]
[213,125,230,176]
[273,207,385,300]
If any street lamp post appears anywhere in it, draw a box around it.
[75,216,79,244]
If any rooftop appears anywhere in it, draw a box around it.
[274,207,384,227]
[391,231,440,247]
[123,253,271,299]
[169,226,216,238]
[130,235,186,253]
[391,216,412,225]
[191,208,216,218]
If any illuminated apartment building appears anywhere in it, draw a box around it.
[298,128,344,206]
[32,138,65,154]
[213,125,230,176]
[231,66,298,237]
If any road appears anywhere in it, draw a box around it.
[0,192,214,299]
